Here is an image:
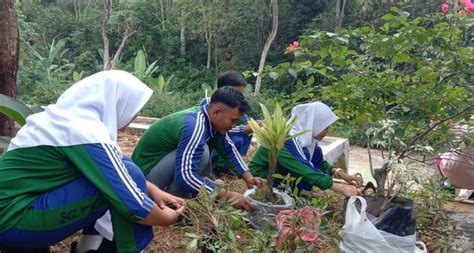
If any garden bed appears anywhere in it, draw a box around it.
[47,129,473,252]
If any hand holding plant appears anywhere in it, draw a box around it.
[146,181,186,210]
[334,169,364,188]
[241,171,267,188]
[219,190,255,212]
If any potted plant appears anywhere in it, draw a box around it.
[243,103,308,229]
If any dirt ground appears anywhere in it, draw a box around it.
[48,130,473,252]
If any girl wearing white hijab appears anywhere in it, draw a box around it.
[249,102,362,197]
[0,70,185,252]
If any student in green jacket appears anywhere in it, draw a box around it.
[249,102,362,197]
[0,70,185,252]
[200,71,256,175]
[132,87,266,211]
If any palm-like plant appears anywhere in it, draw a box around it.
[0,95,43,152]
[248,103,308,202]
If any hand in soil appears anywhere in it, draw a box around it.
[222,191,256,211]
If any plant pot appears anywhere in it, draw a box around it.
[243,187,293,230]
[344,195,416,237]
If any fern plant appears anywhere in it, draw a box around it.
[248,103,308,202]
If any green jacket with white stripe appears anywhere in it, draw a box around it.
[131,103,249,195]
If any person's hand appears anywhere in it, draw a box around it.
[139,199,186,227]
[334,169,364,188]
[243,124,253,134]
[332,182,361,197]
[147,181,186,210]
[220,190,255,211]
[241,172,267,188]
[153,205,186,227]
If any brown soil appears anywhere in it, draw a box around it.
[49,130,474,252]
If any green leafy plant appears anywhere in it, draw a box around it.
[72,71,84,83]
[248,103,309,202]
[25,38,74,84]
[131,48,175,94]
[263,8,473,199]
[0,94,43,153]
[133,49,159,82]
[182,187,249,252]
[147,74,175,94]
[201,81,218,97]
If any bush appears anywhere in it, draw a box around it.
[141,90,203,118]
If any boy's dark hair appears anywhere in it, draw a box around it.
[210,86,251,114]
[217,71,247,88]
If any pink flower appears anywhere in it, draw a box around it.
[460,0,471,7]
[285,41,299,54]
[441,3,449,13]
[389,0,396,3]
[464,4,474,11]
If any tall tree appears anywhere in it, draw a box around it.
[0,0,20,136]
[180,10,186,58]
[254,0,278,96]
[334,0,347,32]
[102,0,112,70]
[102,0,137,70]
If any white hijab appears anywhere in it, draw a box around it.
[9,70,153,150]
[289,102,339,157]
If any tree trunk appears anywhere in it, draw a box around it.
[102,0,112,70]
[160,0,165,30]
[204,26,212,70]
[180,10,186,58]
[110,27,136,69]
[374,163,389,195]
[254,0,278,96]
[73,0,79,19]
[0,0,19,137]
[335,0,346,32]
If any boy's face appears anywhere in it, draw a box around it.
[314,127,329,141]
[209,103,241,134]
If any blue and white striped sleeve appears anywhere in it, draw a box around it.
[221,133,249,176]
[72,144,154,221]
[286,139,323,173]
[175,113,216,195]
[228,125,245,134]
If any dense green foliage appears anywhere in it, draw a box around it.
[15,0,422,118]
[13,0,472,151]
[267,7,473,153]
[6,1,471,251]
